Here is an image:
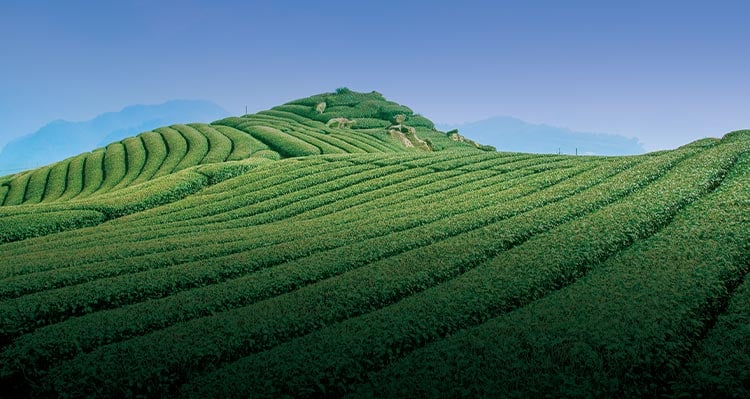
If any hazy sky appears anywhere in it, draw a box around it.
[1,0,748,151]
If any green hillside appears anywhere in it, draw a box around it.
[0,91,749,398]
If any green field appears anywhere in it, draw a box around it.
[0,89,748,398]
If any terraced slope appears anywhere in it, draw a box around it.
[0,90,482,243]
[0,93,748,397]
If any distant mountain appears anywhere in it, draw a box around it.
[0,100,228,173]
[437,116,645,155]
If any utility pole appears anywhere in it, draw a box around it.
[575,147,578,156]
[245,105,248,116]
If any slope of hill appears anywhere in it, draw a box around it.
[438,115,646,155]
[0,100,229,174]
[0,90,748,399]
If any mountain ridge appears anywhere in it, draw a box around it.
[438,115,645,155]
[0,99,229,173]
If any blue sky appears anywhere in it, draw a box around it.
[1,0,748,151]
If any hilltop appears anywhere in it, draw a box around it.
[0,90,749,398]
[0,89,488,241]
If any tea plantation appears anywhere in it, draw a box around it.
[0,89,748,398]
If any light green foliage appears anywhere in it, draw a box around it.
[152,127,188,178]
[190,124,232,164]
[112,136,147,189]
[238,124,321,157]
[132,131,167,184]
[0,185,8,205]
[171,124,209,171]
[0,210,105,243]
[57,153,87,200]
[2,171,32,206]
[41,159,70,202]
[98,143,127,193]
[76,149,105,198]
[213,125,268,160]
[22,167,51,204]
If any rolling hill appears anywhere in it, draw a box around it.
[0,89,748,398]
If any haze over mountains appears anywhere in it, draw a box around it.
[437,116,645,155]
[0,100,228,173]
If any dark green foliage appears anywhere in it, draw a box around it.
[406,114,435,129]
[98,143,127,193]
[22,166,51,203]
[357,143,750,399]
[0,210,105,243]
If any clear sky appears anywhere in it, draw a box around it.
[1,0,748,151]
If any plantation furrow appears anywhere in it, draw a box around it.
[0,160,610,380]
[56,154,86,201]
[0,160,342,258]
[2,171,31,206]
[429,152,532,171]
[0,185,8,206]
[38,164,56,202]
[111,136,146,190]
[241,124,321,157]
[674,266,750,397]
[28,147,693,398]
[234,121,340,154]
[171,125,209,171]
[41,160,70,202]
[152,127,189,178]
[668,154,750,398]
[0,158,609,340]
[115,162,379,228]
[0,164,415,288]
[22,166,51,204]
[189,124,232,164]
[74,149,105,198]
[327,131,385,153]
[0,161,565,298]
[98,143,127,193]
[127,160,355,224]
[0,157,573,269]
[184,142,745,399]
[213,125,269,160]
[131,131,167,184]
[0,160,377,261]
[349,142,750,399]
